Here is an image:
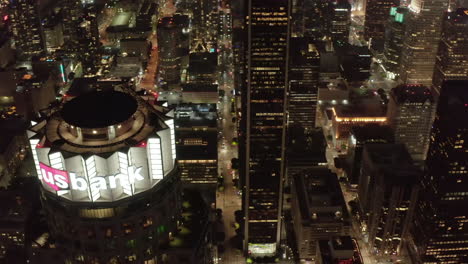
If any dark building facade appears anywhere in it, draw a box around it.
[359,144,419,256]
[242,0,290,256]
[363,0,399,50]
[328,0,351,46]
[408,80,468,264]
[157,17,182,87]
[345,124,395,186]
[382,7,409,80]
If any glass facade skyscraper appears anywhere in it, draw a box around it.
[399,0,449,86]
[242,0,290,256]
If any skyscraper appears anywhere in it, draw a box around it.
[242,0,290,256]
[382,7,409,79]
[328,0,351,45]
[359,144,419,256]
[27,87,180,263]
[363,0,399,50]
[408,80,468,264]
[10,0,44,56]
[157,16,182,88]
[288,38,320,130]
[387,85,436,163]
[432,8,468,94]
[398,0,449,86]
[60,1,100,75]
[61,0,85,43]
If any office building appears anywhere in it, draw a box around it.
[76,5,100,75]
[181,83,219,104]
[59,1,100,75]
[60,0,85,43]
[14,73,57,120]
[187,52,218,84]
[27,86,181,263]
[399,0,449,86]
[192,0,218,47]
[175,104,218,189]
[10,0,44,56]
[157,16,182,87]
[329,0,351,45]
[288,38,320,130]
[364,0,399,50]
[337,44,372,87]
[408,80,468,264]
[0,188,34,261]
[303,0,329,39]
[291,168,351,262]
[0,119,28,187]
[136,0,157,32]
[317,237,363,264]
[387,85,436,163]
[120,38,151,62]
[344,124,395,187]
[382,7,409,80]
[286,126,327,181]
[0,29,15,69]
[432,8,468,94]
[242,0,290,256]
[359,144,419,255]
[42,17,64,54]
[330,106,387,145]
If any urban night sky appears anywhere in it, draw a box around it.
[0,0,466,264]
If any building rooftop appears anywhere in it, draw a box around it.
[350,124,394,143]
[175,104,217,128]
[61,91,138,128]
[320,52,340,73]
[391,84,434,104]
[449,8,468,23]
[188,52,217,74]
[182,83,218,93]
[66,78,99,97]
[176,130,217,160]
[287,126,327,164]
[363,144,420,185]
[158,16,178,28]
[331,236,354,251]
[333,105,386,119]
[0,118,28,153]
[294,168,350,224]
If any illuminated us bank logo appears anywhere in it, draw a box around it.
[39,163,144,194]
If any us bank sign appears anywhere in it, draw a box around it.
[38,162,150,202]
[40,162,143,192]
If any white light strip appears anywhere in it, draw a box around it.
[165,119,176,161]
[117,152,132,195]
[148,138,164,180]
[29,139,42,179]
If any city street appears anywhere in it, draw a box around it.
[215,6,245,263]
[139,33,159,91]
[98,7,116,46]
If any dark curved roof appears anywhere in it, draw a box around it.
[61,91,138,128]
